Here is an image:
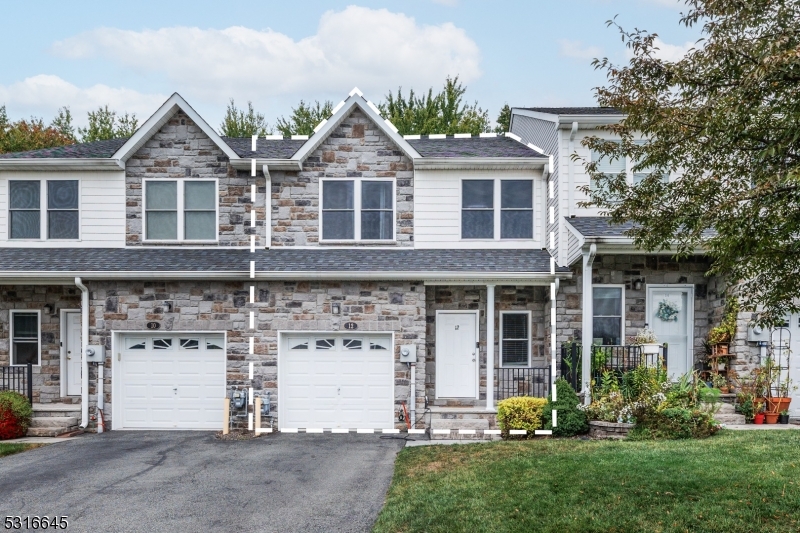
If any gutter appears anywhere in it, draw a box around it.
[0,159,124,171]
[230,159,301,172]
[74,277,90,429]
[412,157,548,170]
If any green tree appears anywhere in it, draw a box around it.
[275,100,333,137]
[219,99,271,137]
[494,103,511,134]
[0,105,76,154]
[379,76,491,135]
[579,0,800,323]
[78,105,139,142]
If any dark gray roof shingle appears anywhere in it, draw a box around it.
[520,107,623,116]
[221,137,306,159]
[408,136,544,158]
[0,138,129,159]
[0,248,567,274]
[567,217,635,238]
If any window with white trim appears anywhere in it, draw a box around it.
[593,286,624,345]
[461,179,534,240]
[590,141,625,194]
[501,312,531,367]
[144,179,217,241]
[9,179,79,240]
[321,179,394,241]
[11,311,40,365]
[632,141,669,185]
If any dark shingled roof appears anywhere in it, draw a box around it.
[221,137,306,159]
[0,138,129,159]
[408,136,544,158]
[567,217,635,238]
[520,107,623,116]
[0,248,567,274]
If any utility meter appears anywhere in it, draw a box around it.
[747,323,770,343]
[85,345,105,364]
[231,390,248,410]
[399,345,416,363]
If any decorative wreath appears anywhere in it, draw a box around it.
[656,299,680,322]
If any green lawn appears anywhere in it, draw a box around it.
[374,431,800,533]
[0,442,42,458]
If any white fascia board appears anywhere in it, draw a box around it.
[510,108,560,123]
[290,96,422,164]
[0,270,572,282]
[112,93,240,162]
[230,159,301,172]
[0,158,124,171]
[413,157,548,170]
[564,218,587,246]
[557,115,624,127]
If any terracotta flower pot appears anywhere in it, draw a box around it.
[754,413,765,424]
[766,398,782,413]
[777,398,792,412]
[765,413,780,424]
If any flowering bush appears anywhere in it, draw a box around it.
[631,326,658,345]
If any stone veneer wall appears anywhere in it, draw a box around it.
[555,254,714,367]
[0,286,81,404]
[425,285,548,407]
[271,108,414,246]
[87,279,426,429]
[125,110,267,247]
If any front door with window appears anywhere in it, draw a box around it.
[436,311,478,398]
[647,286,693,377]
[65,311,82,396]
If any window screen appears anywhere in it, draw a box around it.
[462,180,494,239]
[500,180,532,239]
[501,313,529,366]
[593,287,623,345]
[322,180,355,240]
[361,181,393,240]
[47,180,79,239]
[146,181,178,240]
[9,181,41,239]
[184,181,216,240]
[12,312,39,365]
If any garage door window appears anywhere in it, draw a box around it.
[316,338,335,350]
[289,339,309,350]
[153,338,173,349]
[343,338,362,350]
[370,339,390,350]
[180,338,199,349]
[206,338,224,350]
[126,337,147,350]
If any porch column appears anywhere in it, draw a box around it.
[581,244,596,404]
[486,284,495,411]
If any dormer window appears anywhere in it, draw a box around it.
[144,179,217,242]
[320,178,395,242]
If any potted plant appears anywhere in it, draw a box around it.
[737,393,755,423]
[776,378,796,414]
[633,326,660,355]
[707,297,739,355]
[753,401,765,424]
[779,409,790,424]
[711,373,726,392]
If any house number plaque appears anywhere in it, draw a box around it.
[146,322,161,330]
[344,322,358,330]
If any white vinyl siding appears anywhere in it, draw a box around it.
[0,171,126,247]
[414,169,544,249]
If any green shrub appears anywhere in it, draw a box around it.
[543,378,589,437]
[497,396,548,439]
[630,407,720,440]
[0,391,33,440]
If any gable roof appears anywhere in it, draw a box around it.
[112,92,240,162]
[408,135,544,158]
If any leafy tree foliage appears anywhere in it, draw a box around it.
[0,105,75,154]
[379,76,490,135]
[494,103,511,134]
[78,105,139,142]
[219,99,272,137]
[275,100,333,137]
[580,0,800,323]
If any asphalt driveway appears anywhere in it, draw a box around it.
[0,432,405,532]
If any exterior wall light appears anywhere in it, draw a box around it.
[332,303,341,315]
[634,279,643,291]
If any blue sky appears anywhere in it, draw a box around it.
[0,0,702,130]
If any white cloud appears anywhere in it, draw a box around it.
[50,6,481,103]
[0,75,166,127]
[558,39,603,60]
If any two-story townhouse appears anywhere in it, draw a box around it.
[0,90,572,436]
[510,107,800,415]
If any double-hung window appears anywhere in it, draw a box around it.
[592,286,624,345]
[321,179,394,241]
[632,141,669,185]
[500,312,531,367]
[11,311,40,366]
[590,142,625,194]
[144,179,217,241]
[9,180,79,240]
[461,179,534,240]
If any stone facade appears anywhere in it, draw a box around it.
[271,108,414,246]
[125,110,267,247]
[0,285,81,404]
[425,285,549,407]
[86,279,426,429]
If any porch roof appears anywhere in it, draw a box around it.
[566,217,635,238]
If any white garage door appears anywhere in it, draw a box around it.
[118,333,226,429]
[280,333,394,430]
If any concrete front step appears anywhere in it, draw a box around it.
[27,426,80,437]
[32,404,81,418]
[30,416,79,428]
[430,418,498,440]
[716,414,747,424]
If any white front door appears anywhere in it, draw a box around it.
[65,311,82,396]
[436,311,478,398]
[647,286,693,378]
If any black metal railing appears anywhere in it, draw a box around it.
[496,367,551,400]
[1,363,33,404]
[559,344,668,391]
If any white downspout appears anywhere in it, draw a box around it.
[486,284,496,411]
[581,244,596,405]
[75,277,90,428]
[262,165,271,249]
[409,362,416,426]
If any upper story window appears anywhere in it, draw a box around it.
[461,179,533,240]
[590,142,625,193]
[144,179,217,241]
[11,310,40,366]
[632,141,669,185]
[9,180,79,240]
[321,179,394,241]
